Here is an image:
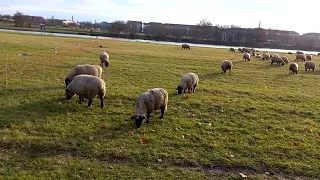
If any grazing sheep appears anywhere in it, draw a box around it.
[243,52,251,61]
[229,48,236,52]
[130,88,168,128]
[305,61,316,71]
[221,60,233,74]
[262,53,271,60]
[289,63,299,74]
[255,55,262,59]
[242,48,250,53]
[65,64,103,87]
[65,75,106,108]
[182,44,190,49]
[99,52,110,67]
[296,51,304,55]
[307,54,312,60]
[281,56,289,64]
[238,48,242,52]
[176,73,199,94]
[296,54,306,61]
[274,54,281,58]
[271,56,285,66]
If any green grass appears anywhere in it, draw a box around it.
[0,32,320,179]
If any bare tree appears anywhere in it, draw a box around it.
[13,11,27,27]
[126,21,139,36]
[197,18,213,39]
[111,20,125,34]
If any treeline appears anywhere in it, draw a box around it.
[2,12,320,51]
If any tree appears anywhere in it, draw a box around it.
[197,18,213,40]
[126,21,139,36]
[13,11,27,27]
[111,20,125,34]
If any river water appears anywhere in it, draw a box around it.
[1,29,318,54]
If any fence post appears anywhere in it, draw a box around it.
[5,52,8,85]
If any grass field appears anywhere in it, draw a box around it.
[0,32,320,179]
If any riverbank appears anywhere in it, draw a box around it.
[1,25,319,52]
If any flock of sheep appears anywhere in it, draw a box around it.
[229,47,317,74]
[63,44,315,128]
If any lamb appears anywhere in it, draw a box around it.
[243,52,251,61]
[271,56,285,66]
[221,60,233,74]
[65,75,106,108]
[281,56,289,64]
[262,53,271,60]
[130,88,168,128]
[65,64,103,87]
[176,72,199,94]
[296,54,306,61]
[289,62,299,74]
[182,44,190,49]
[99,52,110,67]
[305,61,316,71]
[229,48,236,52]
[306,54,312,60]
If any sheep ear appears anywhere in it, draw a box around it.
[130,116,135,121]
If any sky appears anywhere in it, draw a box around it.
[0,0,319,35]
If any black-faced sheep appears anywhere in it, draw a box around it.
[262,53,271,60]
[229,48,236,52]
[306,54,312,61]
[176,72,199,94]
[65,75,106,108]
[182,44,190,49]
[99,52,110,67]
[131,88,168,128]
[65,64,103,87]
[221,60,233,74]
[271,57,285,66]
[296,54,306,61]
[289,63,299,74]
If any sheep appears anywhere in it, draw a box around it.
[274,54,281,58]
[243,52,251,61]
[271,56,285,66]
[176,72,199,94]
[281,56,289,64]
[289,62,299,74]
[305,61,316,71]
[255,55,262,59]
[130,88,168,128]
[64,64,103,87]
[229,48,236,52]
[242,48,250,53]
[296,51,304,55]
[306,54,312,60]
[182,44,190,49]
[65,75,106,108]
[99,52,110,67]
[238,48,242,52]
[296,54,306,61]
[221,60,233,74]
[262,53,271,60]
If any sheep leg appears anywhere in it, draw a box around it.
[193,84,197,93]
[88,99,93,107]
[146,113,150,123]
[78,96,83,104]
[160,107,165,119]
[99,93,104,108]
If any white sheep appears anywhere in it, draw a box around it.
[130,88,168,128]
[243,53,251,61]
[99,52,110,67]
[271,56,285,66]
[221,60,233,74]
[305,61,316,71]
[262,53,271,60]
[306,54,312,61]
[65,64,103,87]
[296,54,306,61]
[289,62,299,74]
[176,72,199,94]
[281,56,289,64]
[65,75,106,108]
[274,54,281,58]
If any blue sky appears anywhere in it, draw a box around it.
[0,0,318,34]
